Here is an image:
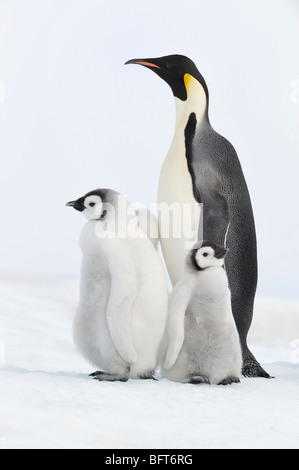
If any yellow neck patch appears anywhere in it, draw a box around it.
[183,73,194,96]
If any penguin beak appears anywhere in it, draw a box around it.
[125,58,161,70]
[66,200,84,212]
[125,56,187,101]
[215,247,229,259]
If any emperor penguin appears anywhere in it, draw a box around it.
[160,241,242,385]
[66,188,168,381]
[125,54,269,378]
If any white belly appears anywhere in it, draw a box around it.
[157,132,201,286]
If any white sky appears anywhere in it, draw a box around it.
[0,0,298,299]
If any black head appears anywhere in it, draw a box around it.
[66,196,85,212]
[66,189,110,219]
[125,54,208,102]
[190,240,229,271]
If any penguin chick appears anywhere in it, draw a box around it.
[66,189,168,382]
[160,240,242,385]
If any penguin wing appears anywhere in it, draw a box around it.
[164,277,194,369]
[185,118,231,245]
[105,245,138,364]
[199,184,230,245]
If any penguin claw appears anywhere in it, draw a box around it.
[89,370,103,377]
[138,370,158,380]
[218,376,240,386]
[89,370,129,382]
[189,375,210,385]
[93,373,129,382]
[139,375,158,381]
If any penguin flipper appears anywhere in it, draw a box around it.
[164,278,193,369]
[184,116,230,245]
[199,186,230,246]
[106,249,138,364]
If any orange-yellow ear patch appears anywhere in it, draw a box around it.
[184,73,193,94]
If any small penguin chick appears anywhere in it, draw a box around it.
[161,240,242,385]
[189,240,228,271]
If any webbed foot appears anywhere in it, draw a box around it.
[218,376,240,386]
[138,370,158,380]
[189,375,210,385]
[89,370,129,382]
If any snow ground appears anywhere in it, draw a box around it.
[0,275,299,449]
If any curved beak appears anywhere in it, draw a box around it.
[66,200,84,212]
[125,55,187,101]
[125,58,161,69]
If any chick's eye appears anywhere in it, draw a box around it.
[89,202,95,207]
[203,252,209,257]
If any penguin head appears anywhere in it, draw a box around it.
[66,190,108,221]
[125,54,208,102]
[190,240,228,271]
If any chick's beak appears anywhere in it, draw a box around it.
[66,200,84,211]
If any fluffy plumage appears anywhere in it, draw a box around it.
[67,189,168,381]
[160,241,242,385]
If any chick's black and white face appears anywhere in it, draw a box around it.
[195,246,225,269]
[82,195,104,220]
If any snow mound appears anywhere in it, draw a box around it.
[1,275,299,449]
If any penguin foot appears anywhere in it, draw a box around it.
[90,371,129,382]
[138,374,158,380]
[138,370,158,380]
[242,351,273,379]
[218,376,240,386]
[89,370,103,377]
[189,375,210,385]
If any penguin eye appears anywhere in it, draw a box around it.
[203,252,209,257]
[89,202,95,207]
[166,62,174,69]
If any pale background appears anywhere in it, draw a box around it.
[1,1,299,450]
[0,0,298,299]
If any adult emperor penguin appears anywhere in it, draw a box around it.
[125,54,269,378]
[160,241,242,385]
[66,188,168,381]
